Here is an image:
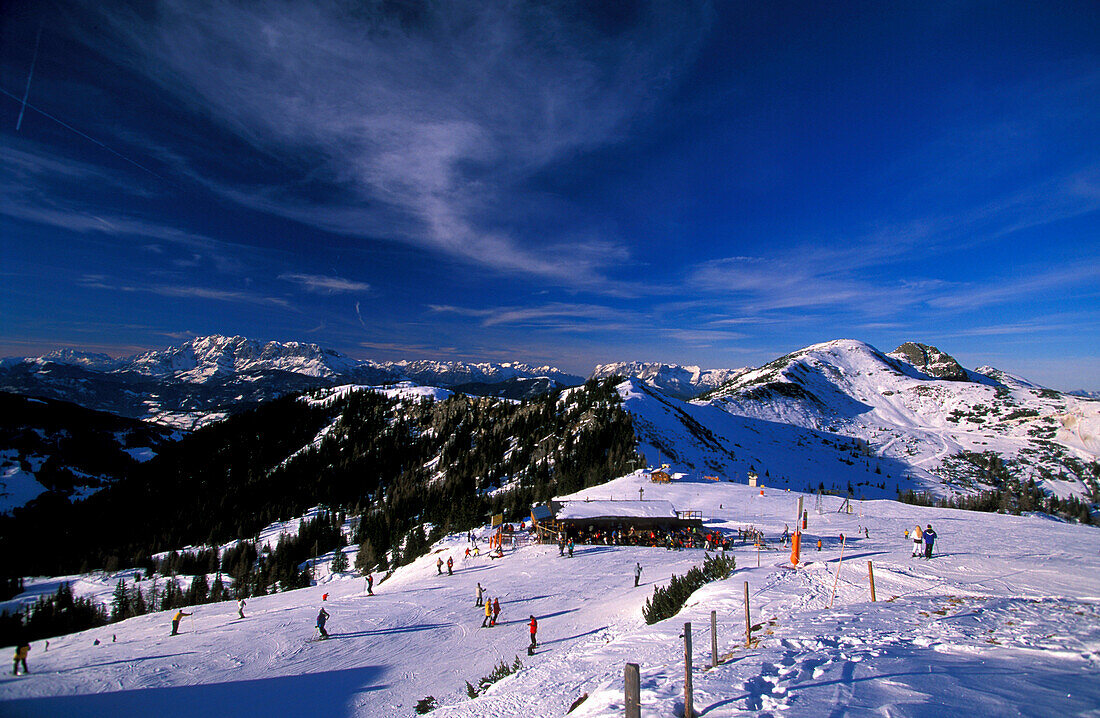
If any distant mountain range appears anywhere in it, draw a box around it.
[2,335,1097,515]
[0,335,585,428]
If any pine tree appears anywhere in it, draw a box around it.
[331,549,349,573]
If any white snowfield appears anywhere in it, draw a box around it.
[3,472,1099,717]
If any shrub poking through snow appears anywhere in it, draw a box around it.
[414,696,438,713]
[643,553,735,625]
[466,655,524,697]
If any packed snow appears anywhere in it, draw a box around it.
[3,469,1099,717]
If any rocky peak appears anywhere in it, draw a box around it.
[889,342,969,382]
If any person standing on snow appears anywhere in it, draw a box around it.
[528,615,538,655]
[633,562,643,587]
[910,524,923,557]
[12,642,30,675]
[567,539,574,558]
[316,607,331,639]
[171,609,192,635]
[237,598,246,619]
[491,598,500,627]
[366,573,374,596]
[482,596,493,627]
[447,556,454,575]
[476,582,484,607]
[436,557,444,575]
[922,525,937,559]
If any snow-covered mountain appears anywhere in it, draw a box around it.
[0,335,583,428]
[591,361,746,399]
[388,359,582,388]
[619,339,1099,504]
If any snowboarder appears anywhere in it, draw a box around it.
[171,609,192,636]
[237,598,246,619]
[316,607,330,639]
[12,642,29,675]
[909,524,923,557]
[528,615,538,655]
[476,582,484,607]
[437,557,444,575]
[491,598,500,627]
[447,556,454,575]
[923,524,937,559]
[366,574,374,596]
[633,562,643,587]
[322,593,328,601]
[482,596,493,627]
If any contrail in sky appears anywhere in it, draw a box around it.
[355,301,368,329]
[15,26,42,131]
[1,86,167,182]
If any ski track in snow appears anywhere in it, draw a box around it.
[3,474,1100,718]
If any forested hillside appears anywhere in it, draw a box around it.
[0,378,641,578]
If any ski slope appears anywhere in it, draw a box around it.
[3,471,1100,717]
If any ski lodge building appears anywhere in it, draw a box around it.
[532,499,703,539]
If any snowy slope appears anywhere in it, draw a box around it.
[690,340,1100,502]
[3,471,1099,718]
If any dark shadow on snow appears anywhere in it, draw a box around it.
[0,664,388,718]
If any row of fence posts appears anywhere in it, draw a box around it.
[623,562,880,715]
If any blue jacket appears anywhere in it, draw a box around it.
[923,529,937,545]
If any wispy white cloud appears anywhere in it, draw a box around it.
[71,1,712,287]
[279,273,369,294]
[77,275,293,310]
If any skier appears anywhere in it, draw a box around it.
[782,525,790,546]
[366,574,374,596]
[170,609,192,636]
[528,615,538,655]
[491,598,500,627]
[436,557,444,575]
[559,534,566,556]
[633,562,643,587]
[910,524,923,557]
[316,607,330,639]
[482,596,493,627]
[567,539,574,558]
[476,582,484,607]
[447,556,454,575]
[922,524,937,559]
[237,598,246,619]
[12,642,29,675]
[465,547,471,559]
[816,538,822,551]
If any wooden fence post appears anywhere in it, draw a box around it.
[624,662,640,718]
[828,536,846,609]
[684,622,694,718]
[867,560,876,602]
[744,581,751,647]
[711,610,718,668]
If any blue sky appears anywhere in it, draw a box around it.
[2,1,1098,389]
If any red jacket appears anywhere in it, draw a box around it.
[529,618,537,634]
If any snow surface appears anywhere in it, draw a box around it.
[3,470,1099,717]
[557,499,678,520]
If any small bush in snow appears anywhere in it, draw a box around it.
[414,695,438,714]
